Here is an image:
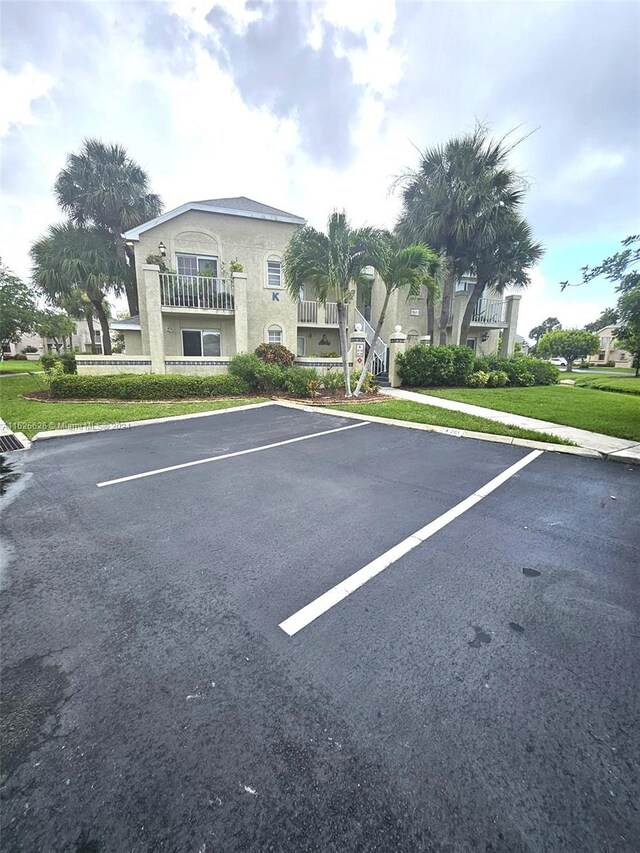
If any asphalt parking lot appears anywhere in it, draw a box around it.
[1,402,639,852]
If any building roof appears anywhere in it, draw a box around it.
[111,315,141,331]
[123,196,306,240]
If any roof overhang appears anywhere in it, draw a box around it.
[111,321,141,331]
[123,202,306,241]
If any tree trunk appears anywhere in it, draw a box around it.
[427,303,435,344]
[458,279,485,347]
[353,291,390,396]
[438,256,455,345]
[566,358,574,372]
[91,299,112,355]
[85,309,96,352]
[115,232,139,317]
[336,301,352,397]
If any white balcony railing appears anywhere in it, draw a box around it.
[325,302,339,325]
[160,274,234,311]
[297,300,339,324]
[472,298,506,324]
[298,300,318,323]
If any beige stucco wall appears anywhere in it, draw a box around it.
[133,210,301,354]
[160,312,237,357]
[296,328,342,357]
[122,330,143,355]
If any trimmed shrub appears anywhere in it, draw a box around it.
[229,353,263,388]
[487,370,509,388]
[254,343,295,368]
[528,358,559,386]
[40,352,77,374]
[397,345,475,387]
[468,371,490,388]
[49,373,249,400]
[254,362,285,393]
[283,366,319,397]
[351,369,378,394]
[472,356,490,374]
[13,353,27,361]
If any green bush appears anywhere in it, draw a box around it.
[13,353,27,361]
[472,356,490,373]
[254,343,295,368]
[229,353,263,388]
[321,368,345,392]
[397,345,475,387]
[468,370,490,388]
[22,346,38,353]
[49,373,249,400]
[528,358,559,386]
[254,362,285,393]
[487,370,509,388]
[283,366,319,397]
[40,352,77,374]
[351,369,378,394]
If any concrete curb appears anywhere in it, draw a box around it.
[273,400,605,461]
[29,401,276,442]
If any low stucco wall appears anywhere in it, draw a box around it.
[76,356,152,375]
[164,358,232,375]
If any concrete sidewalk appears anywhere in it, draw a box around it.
[380,388,640,463]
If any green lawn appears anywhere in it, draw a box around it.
[0,361,43,374]
[331,400,573,445]
[574,375,640,395]
[575,367,636,376]
[422,385,640,442]
[0,374,266,438]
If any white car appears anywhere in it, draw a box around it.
[548,357,567,367]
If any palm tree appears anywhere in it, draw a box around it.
[459,216,544,347]
[57,287,98,352]
[352,235,441,396]
[396,126,527,345]
[54,139,162,316]
[30,223,126,355]
[284,212,386,396]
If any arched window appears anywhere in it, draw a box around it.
[265,253,283,288]
[267,324,283,345]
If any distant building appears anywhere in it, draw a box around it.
[586,325,632,367]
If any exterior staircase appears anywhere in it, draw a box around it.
[355,309,388,377]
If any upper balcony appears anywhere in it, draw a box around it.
[449,298,507,326]
[297,300,339,325]
[160,273,234,312]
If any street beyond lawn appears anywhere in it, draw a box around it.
[1,403,639,852]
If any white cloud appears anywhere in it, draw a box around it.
[0,64,54,136]
[516,268,610,340]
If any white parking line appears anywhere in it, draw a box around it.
[279,449,543,636]
[97,421,369,487]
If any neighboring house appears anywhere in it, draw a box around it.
[76,196,523,378]
[3,319,103,357]
[514,334,529,354]
[586,325,632,367]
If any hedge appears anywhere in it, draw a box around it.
[49,373,249,400]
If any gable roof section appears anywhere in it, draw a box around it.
[111,315,141,331]
[123,196,306,240]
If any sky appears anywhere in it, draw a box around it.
[2,0,639,340]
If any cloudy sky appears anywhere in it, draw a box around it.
[2,0,639,338]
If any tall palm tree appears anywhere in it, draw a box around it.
[57,287,98,351]
[54,139,162,316]
[31,223,126,355]
[459,215,544,346]
[396,126,527,345]
[352,235,441,396]
[284,212,386,396]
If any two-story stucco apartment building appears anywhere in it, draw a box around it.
[586,324,632,368]
[77,196,523,381]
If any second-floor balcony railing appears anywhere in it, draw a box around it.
[298,300,318,323]
[297,301,339,324]
[472,298,506,324]
[160,274,234,311]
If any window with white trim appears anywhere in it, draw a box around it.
[297,336,306,356]
[182,329,221,357]
[266,259,282,288]
[267,325,283,345]
[176,253,219,278]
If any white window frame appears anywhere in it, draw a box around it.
[265,257,283,288]
[267,325,283,345]
[181,328,222,357]
[297,335,306,356]
[176,253,219,278]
